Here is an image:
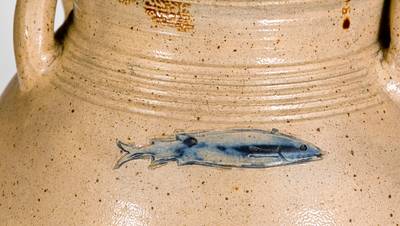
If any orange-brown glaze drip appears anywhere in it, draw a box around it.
[118,0,136,5]
[144,0,194,32]
[117,0,194,32]
[342,0,351,30]
[343,17,350,29]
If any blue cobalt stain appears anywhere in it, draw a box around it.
[114,128,322,169]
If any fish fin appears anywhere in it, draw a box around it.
[212,165,233,170]
[271,128,279,134]
[278,152,287,161]
[176,159,198,167]
[274,146,287,161]
[177,159,233,169]
[176,133,193,141]
[148,159,169,169]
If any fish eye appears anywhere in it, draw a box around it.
[183,137,198,147]
[299,144,307,151]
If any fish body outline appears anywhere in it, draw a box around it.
[114,128,322,169]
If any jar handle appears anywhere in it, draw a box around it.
[380,0,400,104]
[388,0,400,64]
[14,0,62,91]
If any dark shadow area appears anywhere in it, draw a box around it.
[55,9,74,46]
[379,0,391,49]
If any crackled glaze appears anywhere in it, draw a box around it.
[1,0,400,225]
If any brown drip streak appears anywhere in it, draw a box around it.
[117,0,194,32]
[144,0,194,32]
[342,0,351,30]
[118,0,136,5]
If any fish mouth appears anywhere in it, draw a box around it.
[317,149,327,157]
[312,151,324,160]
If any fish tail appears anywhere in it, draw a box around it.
[114,140,145,169]
[116,139,138,154]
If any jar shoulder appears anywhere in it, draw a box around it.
[1,78,400,225]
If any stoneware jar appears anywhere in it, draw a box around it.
[1,0,400,225]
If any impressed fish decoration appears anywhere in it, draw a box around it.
[114,128,322,169]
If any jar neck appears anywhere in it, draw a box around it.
[52,0,385,123]
[68,0,384,65]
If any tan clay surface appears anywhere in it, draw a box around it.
[1,0,400,225]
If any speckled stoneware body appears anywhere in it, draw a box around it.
[1,0,400,225]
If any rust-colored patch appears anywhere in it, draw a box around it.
[343,17,350,29]
[117,0,194,32]
[118,0,136,5]
[144,0,194,32]
[341,0,351,30]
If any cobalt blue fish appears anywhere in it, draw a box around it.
[114,128,322,169]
